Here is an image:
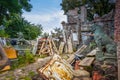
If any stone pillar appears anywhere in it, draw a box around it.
[61,21,68,53]
[114,0,120,79]
[81,6,87,22]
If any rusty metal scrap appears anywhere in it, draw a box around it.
[38,54,74,80]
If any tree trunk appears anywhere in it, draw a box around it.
[114,0,120,79]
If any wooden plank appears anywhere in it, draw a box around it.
[67,45,87,64]
[79,57,95,67]
[67,54,75,64]
[59,42,65,54]
[51,39,59,54]
[68,39,73,54]
[48,39,53,55]
[75,45,87,54]
[39,41,45,55]
[87,48,99,56]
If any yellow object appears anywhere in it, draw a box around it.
[38,54,74,80]
[4,47,17,59]
[0,65,10,72]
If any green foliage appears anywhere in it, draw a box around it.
[37,54,48,58]
[41,32,49,39]
[61,0,115,20]
[25,50,35,63]
[60,0,81,14]
[5,75,15,80]
[4,14,43,40]
[28,71,36,77]
[11,50,35,70]
[0,30,9,37]
[19,76,31,80]
[0,0,32,24]
[89,41,97,50]
[51,27,63,38]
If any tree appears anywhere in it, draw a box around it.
[41,32,49,39]
[0,0,32,24]
[61,0,115,20]
[60,0,80,14]
[51,27,63,48]
[51,27,63,39]
[4,14,43,40]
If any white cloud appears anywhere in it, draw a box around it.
[22,10,67,33]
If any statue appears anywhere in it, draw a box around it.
[91,24,117,63]
[91,24,117,80]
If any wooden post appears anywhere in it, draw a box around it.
[81,6,87,22]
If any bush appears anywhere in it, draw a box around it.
[11,50,35,70]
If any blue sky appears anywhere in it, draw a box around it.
[22,0,67,33]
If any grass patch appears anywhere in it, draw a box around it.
[19,76,31,80]
[11,50,35,70]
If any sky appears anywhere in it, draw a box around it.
[22,0,67,34]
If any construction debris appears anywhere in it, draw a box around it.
[67,45,87,64]
[36,38,59,56]
[87,48,99,57]
[73,68,90,80]
[59,42,65,54]
[79,57,95,67]
[4,47,17,59]
[38,54,74,80]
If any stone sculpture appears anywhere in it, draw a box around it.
[91,24,117,63]
[91,24,117,80]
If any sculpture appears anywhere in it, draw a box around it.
[91,24,117,80]
[91,24,117,63]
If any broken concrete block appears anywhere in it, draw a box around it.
[73,68,90,80]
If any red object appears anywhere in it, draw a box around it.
[92,71,102,80]
[74,60,80,70]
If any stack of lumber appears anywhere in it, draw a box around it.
[36,38,59,56]
[79,48,99,67]
[67,45,87,64]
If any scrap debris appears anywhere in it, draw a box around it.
[36,38,59,56]
[38,54,74,80]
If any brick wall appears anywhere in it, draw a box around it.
[114,0,120,42]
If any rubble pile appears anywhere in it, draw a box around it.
[36,38,59,56]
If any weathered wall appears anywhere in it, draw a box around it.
[114,0,120,42]
[114,0,120,80]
